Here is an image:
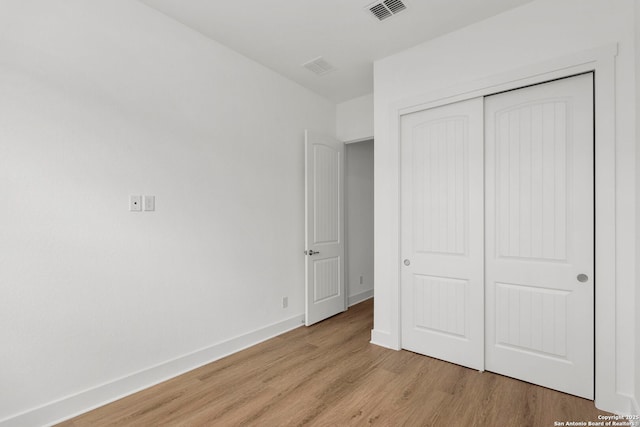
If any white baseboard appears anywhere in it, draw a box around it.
[370,329,400,351]
[600,393,640,420]
[632,395,640,415]
[629,396,640,427]
[1,314,305,427]
[348,289,373,307]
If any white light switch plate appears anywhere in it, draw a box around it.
[144,195,155,211]
[130,195,142,211]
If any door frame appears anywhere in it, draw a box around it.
[386,44,621,411]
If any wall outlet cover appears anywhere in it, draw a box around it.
[144,195,155,211]
[130,195,142,211]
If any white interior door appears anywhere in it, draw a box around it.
[400,98,485,370]
[484,74,594,399]
[304,130,346,326]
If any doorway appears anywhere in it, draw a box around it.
[346,139,374,307]
[304,133,374,326]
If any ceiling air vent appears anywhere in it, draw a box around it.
[367,0,407,21]
[302,56,336,76]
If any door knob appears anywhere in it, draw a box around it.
[404,259,411,266]
[305,250,320,256]
[577,274,588,283]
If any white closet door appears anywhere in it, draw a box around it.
[484,74,594,399]
[400,98,485,370]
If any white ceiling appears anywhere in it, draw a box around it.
[140,0,534,103]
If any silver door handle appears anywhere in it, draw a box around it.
[305,250,320,256]
[577,274,588,283]
[404,259,410,266]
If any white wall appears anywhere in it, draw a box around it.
[373,0,637,413]
[346,140,374,306]
[0,0,335,424]
[636,0,640,415]
[336,94,374,143]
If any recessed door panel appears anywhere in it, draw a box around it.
[313,144,341,245]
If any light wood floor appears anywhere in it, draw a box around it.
[59,299,610,426]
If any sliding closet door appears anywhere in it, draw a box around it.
[400,98,484,370]
[484,74,594,399]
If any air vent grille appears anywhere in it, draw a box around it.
[369,3,392,20]
[302,57,336,76]
[367,0,407,21]
[384,0,406,14]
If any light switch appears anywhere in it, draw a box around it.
[144,195,155,211]
[130,195,142,211]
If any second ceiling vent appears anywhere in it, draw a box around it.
[302,57,337,76]
[367,0,407,21]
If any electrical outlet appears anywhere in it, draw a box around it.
[282,296,288,308]
[144,195,155,211]
[129,195,142,211]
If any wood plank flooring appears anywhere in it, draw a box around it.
[58,299,610,426]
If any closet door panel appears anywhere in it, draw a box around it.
[484,73,594,399]
[400,98,484,370]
